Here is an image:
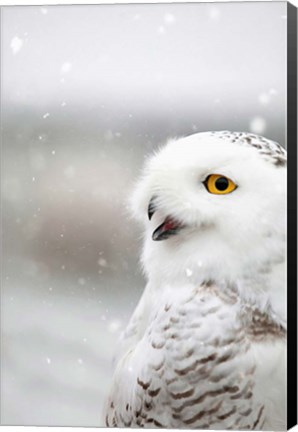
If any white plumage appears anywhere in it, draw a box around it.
[104,131,287,430]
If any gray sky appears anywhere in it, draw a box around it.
[3,2,286,114]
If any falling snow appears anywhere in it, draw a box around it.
[60,62,72,74]
[209,6,220,21]
[258,89,277,106]
[98,258,107,267]
[10,36,23,55]
[258,93,270,105]
[185,268,193,277]
[164,13,176,24]
[108,320,122,333]
[249,116,267,134]
[158,26,166,35]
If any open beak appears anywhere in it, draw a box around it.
[148,196,184,241]
[152,216,184,241]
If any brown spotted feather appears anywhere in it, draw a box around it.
[105,282,285,429]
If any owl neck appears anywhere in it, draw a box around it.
[142,235,286,329]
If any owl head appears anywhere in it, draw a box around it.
[131,132,286,321]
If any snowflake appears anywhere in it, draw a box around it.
[60,62,72,74]
[249,117,266,134]
[209,6,220,21]
[258,93,270,105]
[10,36,23,55]
[185,268,193,277]
[164,13,176,24]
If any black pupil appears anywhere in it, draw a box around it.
[215,177,229,191]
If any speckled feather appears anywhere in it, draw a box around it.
[209,131,286,168]
[105,282,285,429]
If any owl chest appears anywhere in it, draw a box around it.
[127,290,261,428]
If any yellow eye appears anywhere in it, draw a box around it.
[204,174,237,195]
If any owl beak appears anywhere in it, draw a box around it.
[152,216,183,241]
[148,197,183,240]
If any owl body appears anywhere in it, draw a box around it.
[105,132,286,430]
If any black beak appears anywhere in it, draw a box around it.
[148,196,184,241]
[152,216,183,241]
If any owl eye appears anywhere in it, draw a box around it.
[203,174,237,195]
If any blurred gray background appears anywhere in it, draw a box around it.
[1,2,286,426]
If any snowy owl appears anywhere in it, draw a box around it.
[105,131,286,430]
